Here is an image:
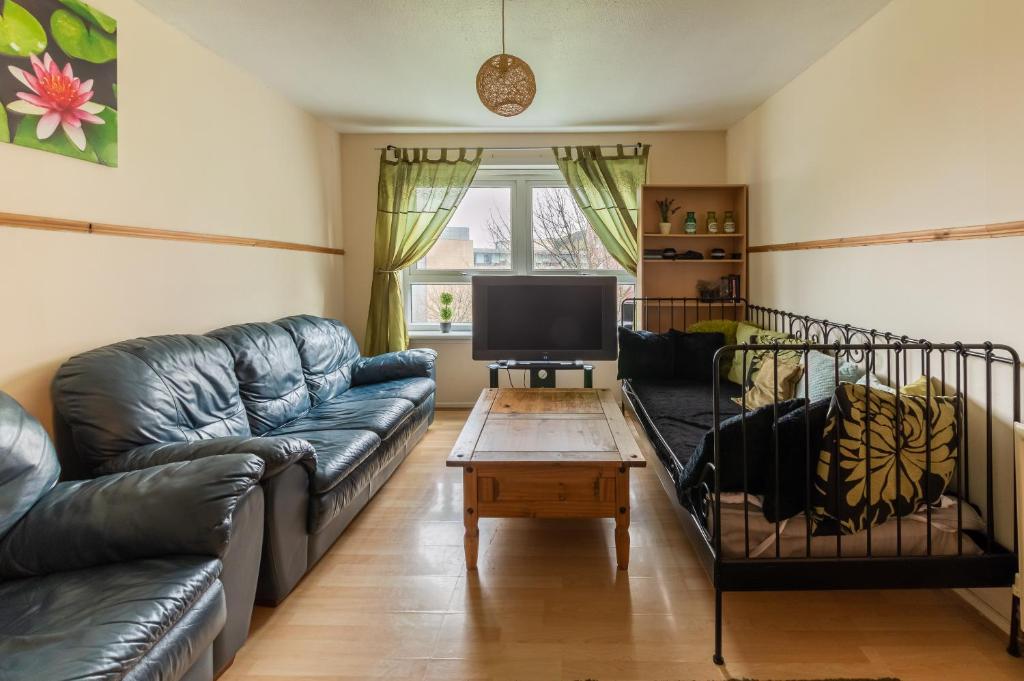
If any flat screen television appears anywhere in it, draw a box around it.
[471,275,618,361]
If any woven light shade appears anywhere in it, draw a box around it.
[476,53,536,117]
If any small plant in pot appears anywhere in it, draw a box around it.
[439,291,454,333]
[655,198,679,235]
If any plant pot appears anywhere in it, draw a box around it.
[658,222,672,235]
[440,322,452,333]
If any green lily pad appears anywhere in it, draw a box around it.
[58,0,116,34]
[0,0,47,57]
[14,114,98,162]
[87,106,117,167]
[0,104,9,143]
[51,7,115,63]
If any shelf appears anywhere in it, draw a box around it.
[631,300,745,307]
[642,259,744,264]
[642,233,745,238]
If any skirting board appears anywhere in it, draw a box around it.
[955,587,1012,634]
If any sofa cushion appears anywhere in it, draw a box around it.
[334,377,435,407]
[668,330,726,383]
[0,392,59,537]
[208,322,312,435]
[274,315,361,406]
[0,556,223,681]
[270,398,414,440]
[292,429,381,494]
[617,327,674,380]
[53,335,250,470]
[628,378,743,426]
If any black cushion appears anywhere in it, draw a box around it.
[274,315,361,406]
[617,327,673,380]
[53,334,250,471]
[208,322,312,435]
[0,557,223,681]
[291,429,381,494]
[630,378,742,425]
[270,398,414,440]
[668,330,726,382]
[679,398,806,492]
[763,397,832,522]
[0,392,59,537]
[335,377,435,407]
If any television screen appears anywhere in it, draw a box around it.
[471,275,618,361]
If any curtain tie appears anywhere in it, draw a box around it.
[375,269,401,274]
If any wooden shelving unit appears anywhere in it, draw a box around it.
[636,184,749,332]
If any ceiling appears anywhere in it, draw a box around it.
[139,0,888,133]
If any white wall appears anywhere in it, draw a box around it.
[339,131,726,405]
[0,0,343,430]
[727,0,1024,627]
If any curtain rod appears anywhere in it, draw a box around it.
[375,143,645,152]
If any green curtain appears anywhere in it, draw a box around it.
[553,145,650,275]
[364,147,482,355]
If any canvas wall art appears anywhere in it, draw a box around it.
[1,0,117,166]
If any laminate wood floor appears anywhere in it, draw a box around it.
[221,409,1023,681]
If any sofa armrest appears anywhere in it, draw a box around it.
[98,435,317,478]
[352,348,437,385]
[0,454,264,578]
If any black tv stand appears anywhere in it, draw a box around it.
[488,360,594,389]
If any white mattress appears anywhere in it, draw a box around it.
[708,494,985,559]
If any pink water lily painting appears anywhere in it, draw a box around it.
[1,0,117,166]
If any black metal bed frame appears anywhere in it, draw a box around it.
[619,297,1021,665]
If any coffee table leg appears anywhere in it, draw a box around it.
[615,466,630,570]
[464,466,479,570]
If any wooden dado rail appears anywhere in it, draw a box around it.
[749,218,1024,253]
[0,211,345,256]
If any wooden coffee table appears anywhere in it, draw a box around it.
[446,388,646,570]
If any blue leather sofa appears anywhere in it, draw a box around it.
[0,391,265,681]
[52,315,436,614]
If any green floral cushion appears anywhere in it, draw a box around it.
[743,335,804,389]
[811,382,959,536]
[727,323,791,386]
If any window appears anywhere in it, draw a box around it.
[405,168,634,333]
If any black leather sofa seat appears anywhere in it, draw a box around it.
[271,397,414,439]
[52,314,437,615]
[0,391,265,681]
[0,558,225,681]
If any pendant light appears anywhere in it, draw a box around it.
[476,0,536,117]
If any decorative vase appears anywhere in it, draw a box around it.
[706,211,719,234]
[658,222,672,235]
[683,211,697,234]
[440,322,452,333]
[723,210,736,234]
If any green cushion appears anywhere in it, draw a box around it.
[686,319,738,346]
[727,323,791,386]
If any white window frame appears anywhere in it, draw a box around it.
[404,167,634,335]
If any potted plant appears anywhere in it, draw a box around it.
[439,291,454,333]
[655,198,679,235]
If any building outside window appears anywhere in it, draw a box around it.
[405,168,634,334]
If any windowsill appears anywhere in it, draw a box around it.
[408,331,472,342]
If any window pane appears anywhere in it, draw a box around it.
[408,284,472,325]
[415,187,511,271]
[531,187,625,271]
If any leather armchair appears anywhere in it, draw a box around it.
[0,391,266,681]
